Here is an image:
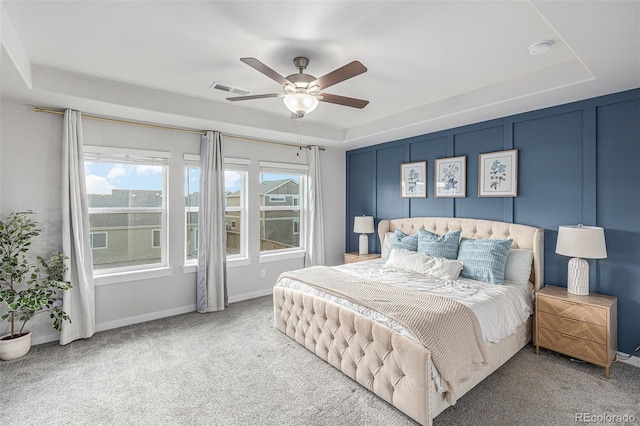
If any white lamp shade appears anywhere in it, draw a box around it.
[283,94,319,114]
[556,225,607,259]
[353,216,374,234]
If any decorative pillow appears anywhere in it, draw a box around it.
[457,237,513,284]
[380,232,394,259]
[504,249,534,285]
[417,229,461,260]
[384,248,464,280]
[385,230,419,259]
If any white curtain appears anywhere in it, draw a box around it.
[304,146,325,267]
[60,109,95,345]
[196,131,228,313]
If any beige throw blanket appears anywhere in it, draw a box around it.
[279,266,487,403]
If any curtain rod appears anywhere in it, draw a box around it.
[33,107,325,150]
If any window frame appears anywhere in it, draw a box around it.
[184,157,200,266]
[183,155,250,268]
[84,145,170,280]
[258,161,308,259]
[90,232,108,250]
[151,229,161,249]
[224,165,247,260]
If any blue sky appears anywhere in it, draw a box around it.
[86,162,300,195]
[85,162,162,194]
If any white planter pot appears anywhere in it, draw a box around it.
[0,331,32,361]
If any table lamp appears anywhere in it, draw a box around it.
[555,225,607,295]
[354,216,374,255]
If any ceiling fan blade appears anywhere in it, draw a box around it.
[240,58,291,86]
[312,61,367,90]
[227,93,283,101]
[318,93,369,109]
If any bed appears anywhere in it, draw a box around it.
[273,217,544,425]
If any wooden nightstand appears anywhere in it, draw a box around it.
[535,285,617,378]
[344,252,381,264]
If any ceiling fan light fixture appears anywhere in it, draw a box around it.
[283,93,318,115]
[307,84,321,96]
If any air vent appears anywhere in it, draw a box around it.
[210,81,250,96]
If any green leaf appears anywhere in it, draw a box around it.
[0,211,71,332]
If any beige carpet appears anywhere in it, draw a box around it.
[1,295,638,425]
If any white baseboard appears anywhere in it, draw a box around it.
[228,287,273,303]
[31,290,272,346]
[32,333,62,346]
[32,305,196,345]
[617,351,640,368]
[96,304,196,333]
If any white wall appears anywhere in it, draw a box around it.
[0,101,345,342]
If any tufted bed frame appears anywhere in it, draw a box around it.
[273,217,544,425]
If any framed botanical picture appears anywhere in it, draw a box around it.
[478,149,518,197]
[434,156,466,198]
[400,161,427,198]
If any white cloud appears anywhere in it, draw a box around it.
[224,171,241,191]
[136,165,162,175]
[86,174,114,195]
[107,164,128,180]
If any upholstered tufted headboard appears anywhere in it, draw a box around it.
[378,217,545,291]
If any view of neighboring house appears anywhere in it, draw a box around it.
[88,189,163,269]
[85,178,301,269]
[227,178,300,252]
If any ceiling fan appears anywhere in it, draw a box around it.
[227,57,369,118]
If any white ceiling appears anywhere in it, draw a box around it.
[1,1,639,149]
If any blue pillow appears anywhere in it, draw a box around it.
[417,229,460,260]
[386,230,418,259]
[457,237,513,284]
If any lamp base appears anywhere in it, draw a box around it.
[359,234,369,255]
[567,257,589,295]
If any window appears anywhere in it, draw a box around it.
[152,229,161,248]
[184,156,249,264]
[259,162,307,254]
[224,167,247,257]
[184,161,199,263]
[90,232,108,249]
[85,146,169,273]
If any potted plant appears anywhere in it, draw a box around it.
[0,211,72,360]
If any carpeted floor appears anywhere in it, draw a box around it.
[1,295,638,425]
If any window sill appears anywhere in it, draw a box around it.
[229,257,251,268]
[259,249,305,264]
[94,266,173,286]
[182,257,251,274]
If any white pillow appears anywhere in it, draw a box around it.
[380,231,394,259]
[503,249,534,285]
[384,248,464,280]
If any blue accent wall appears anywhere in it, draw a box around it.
[345,88,640,354]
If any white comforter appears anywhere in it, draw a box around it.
[276,259,534,393]
[277,258,534,344]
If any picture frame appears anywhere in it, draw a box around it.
[400,161,427,198]
[434,156,466,198]
[478,149,518,197]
